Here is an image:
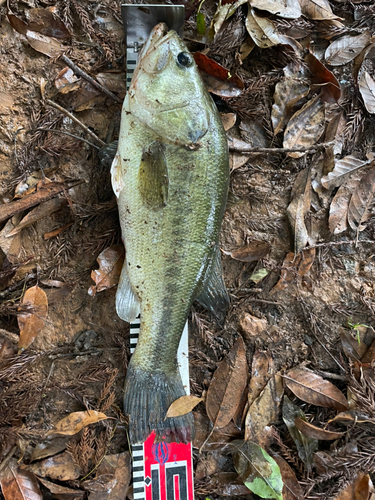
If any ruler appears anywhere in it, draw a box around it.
[122,6,194,500]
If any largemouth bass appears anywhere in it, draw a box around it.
[111,23,230,444]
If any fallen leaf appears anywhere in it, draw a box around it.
[282,396,318,472]
[341,329,368,361]
[25,30,64,58]
[193,52,244,90]
[361,339,375,363]
[193,412,241,451]
[0,92,15,115]
[249,0,301,19]
[26,452,81,481]
[327,411,375,425]
[299,0,339,20]
[25,8,70,39]
[239,313,268,340]
[206,338,248,429]
[85,452,131,500]
[31,437,68,462]
[88,245,125,296]
[166,395,202,418]
[37,477,84,498]
[305,51,341,103]
[239,36,255,61]
[55,67,80,94]
[210,472,250,496]
[196,449,230,480]
[283,96,325,158]
[298,248,316,276]
[294,417,344,440]
[224,241,270,262]
[250,268,269,283]
[212,3,234,36]
[0,459,42,500]
[245,375,284,444]
[245,8,280,48]
[220,112,237,131]
[232,440,283,500]
[271,252,301,293]
[7,198,68,237]
[334,473,370,500]
[272,66,310,135]
[325,32,371,66]
[328,173,363,234]
[286,168,312,254]
[43,222,73,240]
[321,155,369,190]
[95,73,127,97]
[18,285,48,352]
[283,368,349,411]
[271,453,304,500]
[248,351,274,407]
[348,167,375,231]
[359,71,375,114]
[46,410,108,437]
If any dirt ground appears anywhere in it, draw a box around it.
[0,0,375,499]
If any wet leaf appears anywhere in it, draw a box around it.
[248,351,274,407]
[271,453,304,500]
[328,173,362,234]
[305,51,341,103]
[321,155,369,190]
[325,32,371,66]
[166,395,202,418]
[245,8,280,49]
[31,437,68,462]
[294,417,344,440]
[271,252,301,293]
[286,168,312,254]
[0,459,42,500]
[18,285,48,352]
[334,473,370,500]
[46,410,108,437]
[299,0,339,20]
[249,0,301,19]
[37,477,83,498]
[359,71,375,114]
[348,167,375,231]
[232,440,283,500]
[25,8,70,39]
[271,67,309,135]
[193,52,244,91]
[282,396,318,472]
[283,96,325,158]
[206,338,248,429]
[245,375,284,445]
[284,368,349,411]
[220,112,237,131]
[88,245,125,296]
[27,452,81,481]
[25,31,64,58]
[225,241,270,262]
[250,268,269,283]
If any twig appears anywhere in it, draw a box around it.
[61,54,122,104]
[45,100,106,147]
[228,139,335,154]
[300,239,375,251]
[27,128,100,150]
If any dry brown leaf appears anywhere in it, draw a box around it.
[359,71,375,114]
[294,417,344,440]
[321,155,369,190]
[298,248,315,276]
[248,351,274,407]
[341,329,368,361]
[272,67,309,135]
[244,374,284,444]
[88,245,125,296]
[299,0,339,20]
[283,96,325,158]
[55,67,80,94]
[0,92,15,115]
[25,30,64,58]
[220,113,237,131]
[328,173,362,234]
[361,339,375,363]
[286,168,312,254]
[0,459,42,500]
[31,437,68,462]
[271,453,304,500]
[348,167,375,231]
[18,285,48,352]
[305,51,341,103]
[245,8,280,49]
[284,368,349,411]
[43,222,73,240]
[37,477,83,498]
[46,410,108,437]
[166,395,202,418]
[334,473,370,500]
[224,240,270,262]
[327,411,375,425]
[271,252,301,293]
[249,0,301,18]
[26,452,81,481]
[96,73,127,97]
[239,36,255,61]
[325,31,371,66]
[206,337,248,429]
[25,8,70,39]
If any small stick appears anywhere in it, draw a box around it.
[61,54,122,104]
[300,239,375,251]
[28,128,100,150]
[46,99,106,147]
[228,140,335,154]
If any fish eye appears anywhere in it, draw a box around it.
[177,52,193,68]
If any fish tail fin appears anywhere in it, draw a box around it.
[124,363,195,444]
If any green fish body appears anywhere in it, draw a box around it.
[111,23,229,444]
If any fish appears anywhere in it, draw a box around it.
[111,23,230,444]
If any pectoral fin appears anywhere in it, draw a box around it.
[111,151,124,198]
[138,141,168,210]
[116,264,141,322]
[196,245,229,324]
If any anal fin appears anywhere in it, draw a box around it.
[116,264,141,322]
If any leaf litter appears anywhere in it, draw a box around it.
[2,0,375,498]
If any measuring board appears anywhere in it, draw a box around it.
[122,5,194,500]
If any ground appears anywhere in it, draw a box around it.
[0,0,375,499]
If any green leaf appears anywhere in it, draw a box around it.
[197,12,205,35]
[250,268,268,283]
[232,440,283,500]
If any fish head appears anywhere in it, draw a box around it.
[128,23,210,147]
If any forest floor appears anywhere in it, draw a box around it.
[0,0,375,499]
